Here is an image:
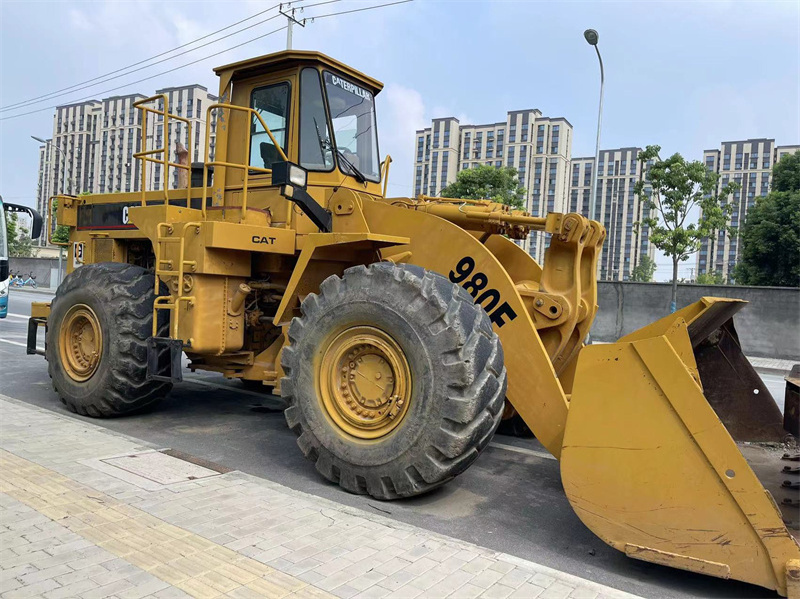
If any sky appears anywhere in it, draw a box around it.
[1,0,798,281]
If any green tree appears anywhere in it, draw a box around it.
[5,211,19,249]
[696,271,725,285]
[440,165,526,209]
[771,150,800,193]
[6,213,35,257]
[634,145,739,312]
[630,255,657,282]
[733,151,800,287]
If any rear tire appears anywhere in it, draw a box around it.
[281,263,506,500]
[46,262,172,417]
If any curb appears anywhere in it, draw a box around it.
[9,286,56,296]
[752,366,793,377]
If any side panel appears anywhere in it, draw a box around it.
[361,200,570,457]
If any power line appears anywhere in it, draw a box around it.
[1,0,413,122]
[0,0,341,113]
[0,3,282,112]
[306,0,412,21]
[0,14,283,114]
[0,25,288,121]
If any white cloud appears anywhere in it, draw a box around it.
[168,12,209,48]
[68,9,91,32]
[377,83,426,197]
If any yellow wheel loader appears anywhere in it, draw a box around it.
[29,50,799,596]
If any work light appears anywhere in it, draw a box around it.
[272,161,308,189]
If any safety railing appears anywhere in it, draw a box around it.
[380,155,392,198]
[46,195,74,247]
[133,94,193,207]
[201,103,288,221]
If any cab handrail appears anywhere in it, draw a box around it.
[133,94,193,208]
[202,103,288,221]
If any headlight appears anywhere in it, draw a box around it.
[289,164,307,188]
[271,161,308,189]
[0,287,7,297]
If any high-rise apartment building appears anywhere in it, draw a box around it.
[35,85,218,247]
[568,148,655,281]
[697,139,799,280]
[35,100,102,246]
[413,109,572,263]
[97,94,146,195]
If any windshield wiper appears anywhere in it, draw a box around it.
[313,118,367,184]
[313,118,328,163]
[335,148,367,183]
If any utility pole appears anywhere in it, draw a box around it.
[280,3,306,50]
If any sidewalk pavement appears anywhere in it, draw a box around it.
[0,394,641,599]
[747,356,796,375]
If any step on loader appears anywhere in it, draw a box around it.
[28,50,799,596]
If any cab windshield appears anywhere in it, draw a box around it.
[323,71,380,182]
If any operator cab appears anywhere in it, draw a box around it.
[213,50,384,195]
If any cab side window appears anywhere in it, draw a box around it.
[249,83,290,170]
[299,68,334,171]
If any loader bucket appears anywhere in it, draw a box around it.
[619,297,787,442]
[561,298,800,596]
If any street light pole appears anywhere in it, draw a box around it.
[32,135,68,287]
[584,29,604,222]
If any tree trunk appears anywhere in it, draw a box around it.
[670,258,679,313]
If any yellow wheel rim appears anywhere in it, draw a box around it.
[318,326,412,440]
[59,304,103,382]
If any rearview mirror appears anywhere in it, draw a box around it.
[4,202,43,240]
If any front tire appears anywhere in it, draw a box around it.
[46,262,172,417]
[281,263,506,500]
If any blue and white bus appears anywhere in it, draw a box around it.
[0,195,43,318]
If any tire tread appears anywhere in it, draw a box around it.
[281,262,506,500]
[47,262,171,417]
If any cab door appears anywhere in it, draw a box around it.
[227,71,297,189]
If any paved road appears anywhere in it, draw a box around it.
[0,288,789,599]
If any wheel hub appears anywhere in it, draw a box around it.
[59,304,103,382]
[319,326,412,439]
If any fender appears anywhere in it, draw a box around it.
[360,200,570,457]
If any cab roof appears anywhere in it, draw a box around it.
[214,50,384,95]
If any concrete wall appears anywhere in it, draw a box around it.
[8,257,60,288]
[6,259,798,359]
[591,281,800,360]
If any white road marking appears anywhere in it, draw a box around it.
[488,441,556,461]
[0,339,43,352]
[6,313,29,320]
